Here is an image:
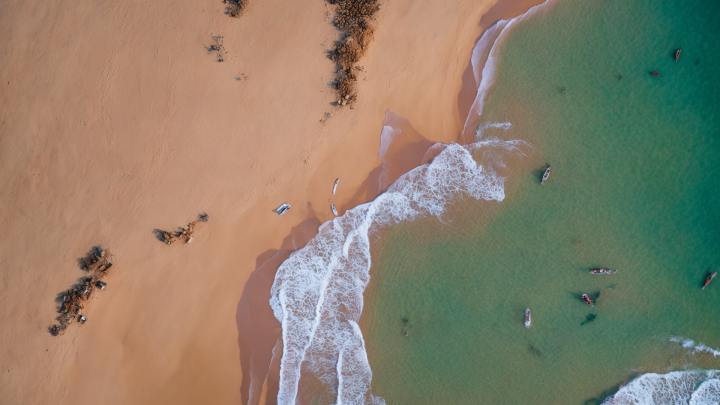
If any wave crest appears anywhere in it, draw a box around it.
[666,336,720,357]
[603,370,720,405]
[269,140,528,404]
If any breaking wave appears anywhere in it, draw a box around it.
[602,370,720,405]
[666,336,720,358]
[269,139,528,404]
[268,1,552,404]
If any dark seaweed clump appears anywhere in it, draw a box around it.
[156,214,208,246]
[223,0,248,18]
[49,247,113,336]
[327,0,380,106]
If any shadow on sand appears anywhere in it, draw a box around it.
[236,205,322,405]
[233,110,470,403]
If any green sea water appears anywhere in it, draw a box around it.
[361,0,720,403]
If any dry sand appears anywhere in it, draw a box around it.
[0,0,543,403]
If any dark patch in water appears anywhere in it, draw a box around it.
[581,314,597,326]
[529,344,541,357]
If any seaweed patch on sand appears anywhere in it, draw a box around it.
[50,247,114,336]
[156,213,209,246]
[206,36,226,62]
[223,0,248,18]
[327,0,380,106]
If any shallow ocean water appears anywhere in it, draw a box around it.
[361,0,720,403]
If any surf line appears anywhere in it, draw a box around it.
[270,138,529,404]
[268,1,555,403]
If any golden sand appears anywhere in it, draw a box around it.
[0,0,543,403]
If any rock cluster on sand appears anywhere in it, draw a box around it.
[327,0,380,105]
[50,247,113,336]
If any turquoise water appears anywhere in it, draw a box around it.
[361,0,720,403]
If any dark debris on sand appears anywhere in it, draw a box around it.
[158,213,209,245]
[207,36,226,62]
[327,0,380,106]
[223,0,248,18]
[50,247,113,336]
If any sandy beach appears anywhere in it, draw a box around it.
[0,0,543,403]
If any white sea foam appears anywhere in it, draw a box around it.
[462,0,561,142]
[603,370,720,405]
[336,321,382,405]
[378,112,403,192]
[689,378,720,405]
[269,139,528,404]
[421,142,448,164]
[269,1,552,403]
[470,21,507,87]
[462,19,511,141]
[477,122,512,139]
[667,336,720,357]
[378,124,399,163]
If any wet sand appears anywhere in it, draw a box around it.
[0,0,544,403]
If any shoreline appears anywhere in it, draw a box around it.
[267,0,550,400]
[0,0,544,404]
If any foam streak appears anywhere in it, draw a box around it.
[603,370,720,405]
[268,0,556,401]
[270,140,527,404]
[668,335,720,357]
